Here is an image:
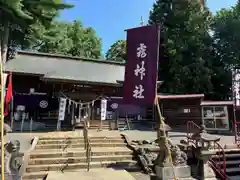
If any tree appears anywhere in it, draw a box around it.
[106,40,126,62]
[0,0,73,63]
[149,0,216,97]
[210,3,240,99]
[25,20,102,59]
[212,4,240,67]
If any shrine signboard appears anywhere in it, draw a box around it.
[123,25,160,106]
[232,69,240,107]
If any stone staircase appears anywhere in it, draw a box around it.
[212,148,240,180]
[23,136,138,180]
[89,123,111,130]
[74,120,111,130]
[89,120,111,130]
[117,119,130,130]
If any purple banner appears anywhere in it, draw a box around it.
[123,25,160,106]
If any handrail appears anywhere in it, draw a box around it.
[212,142,227,179]
[208,160,228,180]
[186,121,227,180]
[83,120,91,171]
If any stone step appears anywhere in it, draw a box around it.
[23,172,48,180]
[228,175,240,180]
[26,160,138,173]
[38,136,122,141]
[226,167,240,173]
[150,175,197,180]
[219,166,240,177]
[37,138,124,145]
[29,155,133,165]
[89,126,110,129]
[212,148,240,154]
[89,124,110,126]
[30,148,133,159]
[35,142,126,149]
[24,163,140,180]
[217,160,240,165]
[212,153,240,159]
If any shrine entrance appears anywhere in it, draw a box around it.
[11,93,60,132]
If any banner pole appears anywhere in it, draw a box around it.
[154,24,177,180]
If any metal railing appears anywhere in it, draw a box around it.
[210,142,227,179]
[83,120,91,171]
[186,120,227,180]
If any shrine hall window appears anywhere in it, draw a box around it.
[202,106,229,130]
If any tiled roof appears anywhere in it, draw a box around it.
[5,51,125,85]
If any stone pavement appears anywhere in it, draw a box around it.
[47,168,137,180]
[88,130,236,147]
[3,129,237,155]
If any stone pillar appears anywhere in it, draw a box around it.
[198,150,217,180]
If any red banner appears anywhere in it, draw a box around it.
[123,25,160,106]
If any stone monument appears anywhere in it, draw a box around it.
[0,123,23,180]
[154,124,194,180]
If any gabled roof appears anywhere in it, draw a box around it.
[5,51,126,85]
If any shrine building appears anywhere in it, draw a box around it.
[3,51,235,133]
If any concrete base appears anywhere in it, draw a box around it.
[155,165,193,180]
[202,163,217,180]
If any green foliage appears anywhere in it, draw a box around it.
[24,20,102,59]
[209,3,240,99]
[212,4,240,67]
[0,0,73,62]
[106,40,126,62]
[149,0,214,96]
[0,0,73,27]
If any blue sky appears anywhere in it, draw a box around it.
[60,0,237,55]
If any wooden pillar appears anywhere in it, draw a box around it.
[78,101,81,122]
[87,104,91,128]
[71,103,75,126]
